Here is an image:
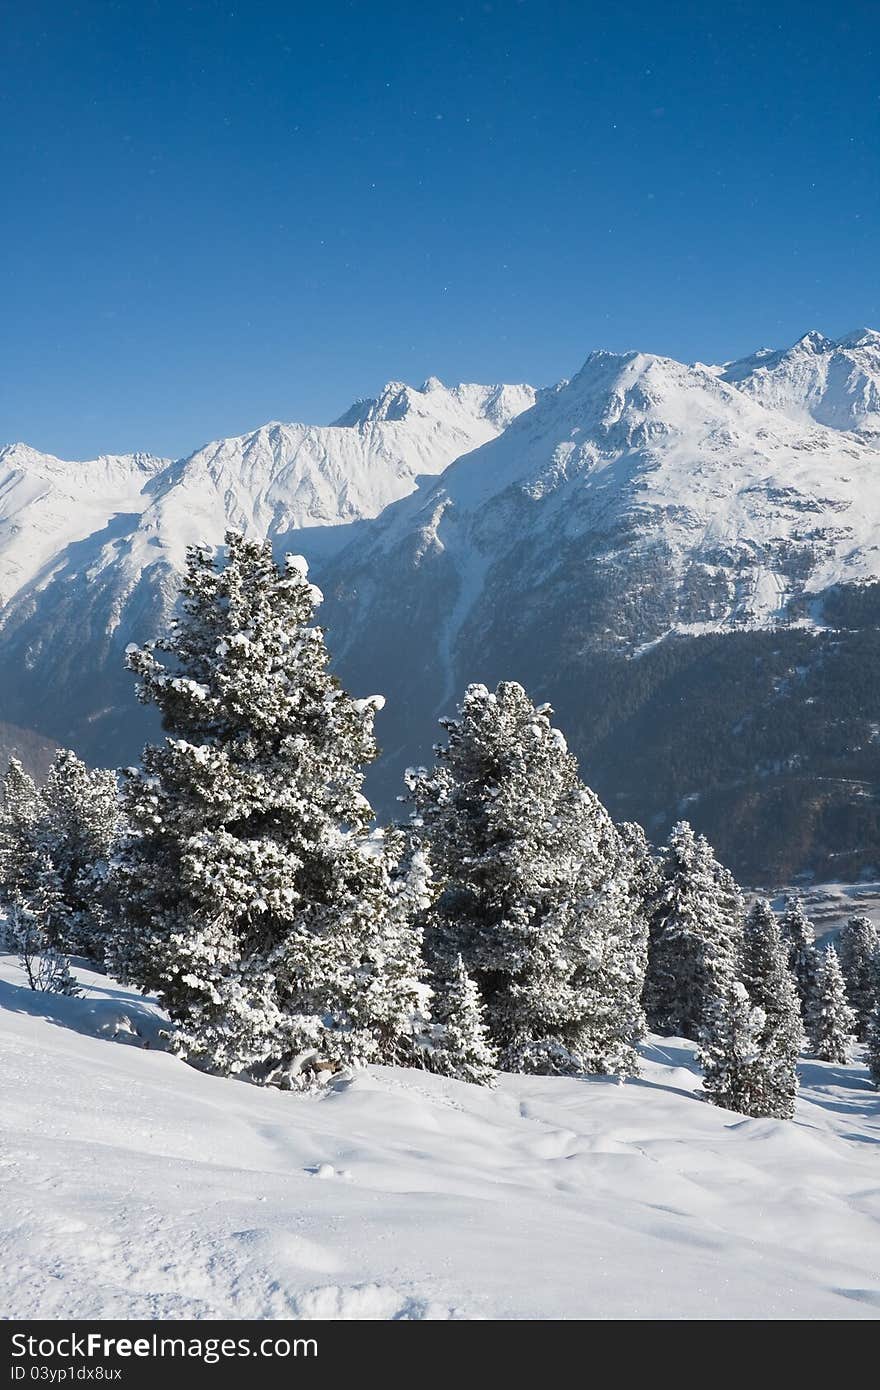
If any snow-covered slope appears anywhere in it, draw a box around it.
[319,346,880,749]
[1,953,878,1320]
[327,347,880,644]
[310,341,880,863]
[0,379,535,607]
[117,378,536,573]
[720,328,880,434]
[0,444,167,607]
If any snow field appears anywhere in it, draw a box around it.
[1,955,878,1321]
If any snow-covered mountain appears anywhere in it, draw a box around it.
[719,328,880,434]
[0,444,167,608]
[323,343,880,683]
[315,340,880,876]
[0,377,535,765]
[4,332,880,878]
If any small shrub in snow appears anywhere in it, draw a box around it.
[8,875,80,997]
[866,998,880,1089]
[429,955,498,1086]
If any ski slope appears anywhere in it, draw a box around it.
[1,954,878,1320]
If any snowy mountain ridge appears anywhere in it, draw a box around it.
[0,375,536,762]
[0,376,537,614]
[719,327,880,434]
[0,443,168,609]
[324,341,880,665]
[3,331,880,882]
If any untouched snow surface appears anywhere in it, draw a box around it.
[1,955,879,1321]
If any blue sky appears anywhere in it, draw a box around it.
[2,0,878,459]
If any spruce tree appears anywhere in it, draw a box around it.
[38,750,119,959]
[739,898,802,1109]
[406,681,647,1078]
[111,531,429,1087]
[617,820,661,942]
[779,896,819,1019]
[808,944,857,1063]
[742,899,804,1045]
[644,821,743,1041]
[8,860,80,997]
[866,998,880,1089]
[343,835,435,1070]
[0,758,41,898]
[699,982,797,1120]
[0,752,119,964]
[429,955,498,1086]
[837,915,880,1041]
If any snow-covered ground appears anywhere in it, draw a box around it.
[1,954,878,1321]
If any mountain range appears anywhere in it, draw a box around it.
[3,330,880,882]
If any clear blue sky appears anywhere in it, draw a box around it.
[2,0,878,460]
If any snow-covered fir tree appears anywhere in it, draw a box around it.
[341,833,435,1071]
[779,896,819,1019]
[617,819,661,940]
[405,681,647,1078]
[867,998,880,1089]
[837,915,880,1041]
[429,954,498,1086]
[739,898,802,1112]
[742,899,804,1042]
[644,821,743,1041]
[38,750,119,959]
[808,944,858,1063]
[0,751,119,963]
[7,858,80,997]
[0,758,41,898]
[699,981,798,1119]
[110,531,430,1088]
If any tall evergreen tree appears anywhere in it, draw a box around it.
[111,531,429,1087]
[699,981,798,1120]
[8,857,80,997]
[866,997,880,1090]
[644,821,743,1041]
[38,750,119,959]
[0,758,41,898]
[0,750,116,967]
[0,752,119,963]
[739,898,803,1112]
[429,955,498,1086]
[779,896,819,1019]
[406,681,647,1078]
[808,944,858,1063]
[617,819,661,940]
[837,915,880,1041]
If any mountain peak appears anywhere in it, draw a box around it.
[332,377,536,432]
[721,327,880,432]
[794,329,832,351]
[836,327,880,350]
